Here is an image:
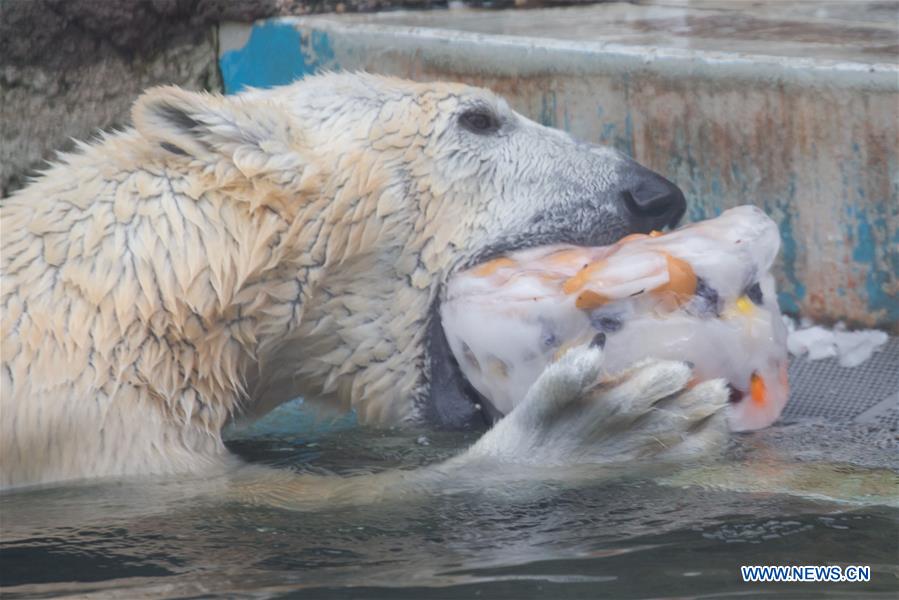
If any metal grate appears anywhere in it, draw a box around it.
[782,336,899,429]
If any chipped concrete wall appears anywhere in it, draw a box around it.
[217,11,898,330]
[1,1,596,196]
[1,39,220,197]
[0,0,456,197]
[1,1,223,196]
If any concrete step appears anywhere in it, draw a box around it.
[219,1,899,330]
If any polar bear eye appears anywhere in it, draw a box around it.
[459,109,501,135]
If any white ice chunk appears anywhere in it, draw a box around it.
[786,323,888,367]
[442,206,790,432]
[833,329,889,368]
[787,325,837,360]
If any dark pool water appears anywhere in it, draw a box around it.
[1,401,897,599]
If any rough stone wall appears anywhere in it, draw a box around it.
[0,0,604,196]
[0,0,441,197]
[1,1,221,196]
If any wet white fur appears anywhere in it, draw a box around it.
[1,73,724,492]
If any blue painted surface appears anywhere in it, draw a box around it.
[224,398,359,439]
[539,90,557,127]
[776,211,805,316]
[847,204,899,324]
[622,112,635,159]
[220,22,338,94]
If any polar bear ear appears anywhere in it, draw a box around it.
[133,86,302,175]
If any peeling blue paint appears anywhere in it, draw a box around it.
[622,111,634,158]
[851,207,876,264]
[687,201,708,224]
[539,90,557,127]
[769,177,805,316]
[847,204,899,323]
[220,23,338,94]
[776,211,806,315]
[709,175,723,213]
[599,122,616,143]
[865,267,895,322]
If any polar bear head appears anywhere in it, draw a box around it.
[132,73,685,428]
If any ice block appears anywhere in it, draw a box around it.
[441,205,790,432]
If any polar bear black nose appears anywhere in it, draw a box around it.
[621,169,687,231]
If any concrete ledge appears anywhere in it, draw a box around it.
[219,3,899,329]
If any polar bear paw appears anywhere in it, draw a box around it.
[463,343,729,467]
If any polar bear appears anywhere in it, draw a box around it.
[1,73,728,497]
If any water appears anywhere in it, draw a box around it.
[1,402,897,599]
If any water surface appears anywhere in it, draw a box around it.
[1,402,897,598]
